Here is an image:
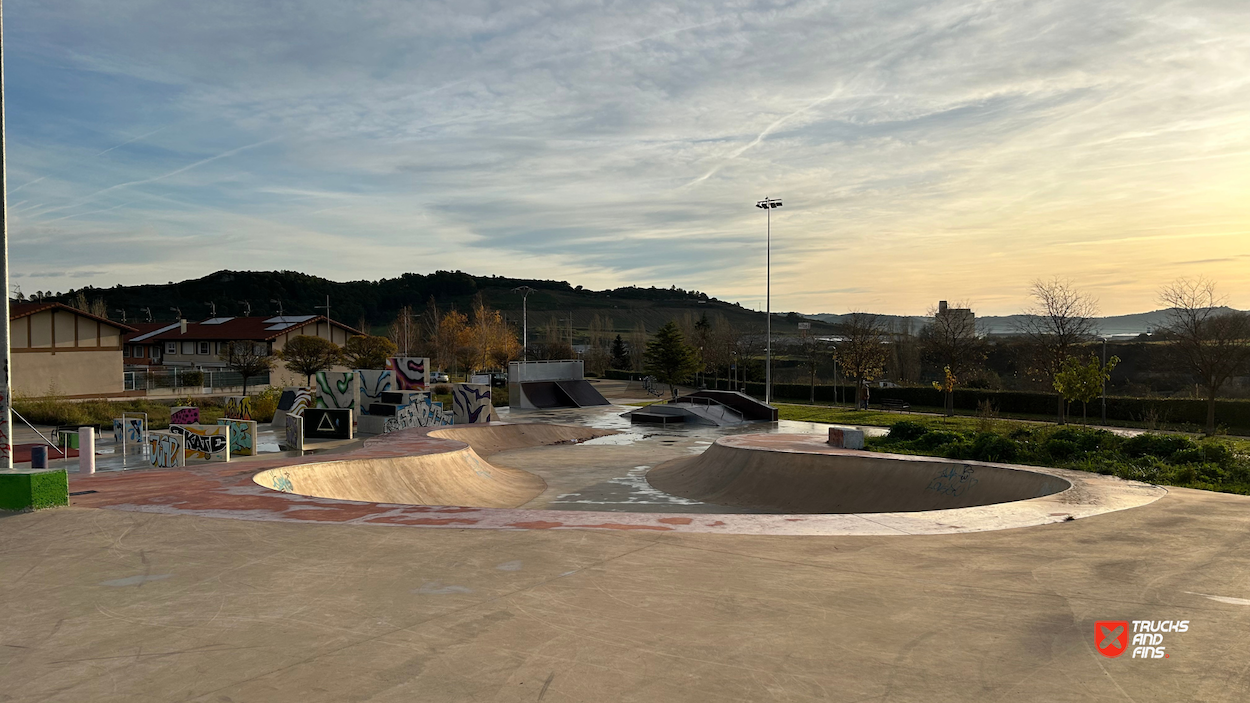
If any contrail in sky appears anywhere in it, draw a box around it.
[96,127,166,156]
[35,137,280,218]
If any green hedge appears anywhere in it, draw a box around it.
[744,382,1250,431]
[0,470,69,511]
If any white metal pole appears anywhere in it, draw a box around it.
[765,205,771,406]
[0,2,11,468]
[79,427,95,475]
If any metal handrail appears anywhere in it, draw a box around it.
[669,396,745,422]
[10,408,68,457]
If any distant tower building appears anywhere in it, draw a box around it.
[936,300,974,326]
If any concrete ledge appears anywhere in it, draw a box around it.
[827,425,865,449]
[0,469,69,510]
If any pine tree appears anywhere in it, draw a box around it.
[644,321,698,399]
[610,334,630,370]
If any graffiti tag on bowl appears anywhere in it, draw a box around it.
[927,465,978,497]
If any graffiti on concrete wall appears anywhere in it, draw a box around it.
[148,432,185,468]
[315,372,357,410]
[383,395,451,432]
[277,387,314,418]
[389,357,430,390]
[112,417,145,444]
[452,383,495,424]
[926,465,979,498]
[284,414,304,451]
[357,370,393,415]
[170,406,200,425]
[170,424,231,462]
[225,396,253,420]
[218,419,257,456]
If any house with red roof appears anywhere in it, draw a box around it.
[123,315,361,387]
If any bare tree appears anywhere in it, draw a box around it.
[220,341,275,395]
[920,301,985,415]
[1158,278,1250,436]
[833,313,890,410]
[796,334,828,402]
[387,304,419,356]
[1018,278,1098,424]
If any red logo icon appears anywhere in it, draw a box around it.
[1096,621,1129,658]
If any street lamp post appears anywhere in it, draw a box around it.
[755,197,782,406]
[512,286,533,361]
[0,4,11,467]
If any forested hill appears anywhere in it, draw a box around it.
[45,270,836,336]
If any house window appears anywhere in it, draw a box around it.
[136,346,146,358]
[166,341,178,354]
[123,346,130,357]
[199,342,210,355]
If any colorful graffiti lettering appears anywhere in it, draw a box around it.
[356,370,393,415]
[270,472,294,493]
[284,414,304,451]
[388,357,429,390]
[452,383,495,424]
[148,432,184,468]
[170,424,230,461]
[315,372,357,410]
[224,396,253,420]
[383,395,451,432]
[112,417,145,444]
[170,406,200,425]
[217,419,257,456]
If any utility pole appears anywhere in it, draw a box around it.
[316,295,330,322]
[756,197,783,406]
[0,2,11,467]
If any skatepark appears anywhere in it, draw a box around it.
[3,381,1250,701]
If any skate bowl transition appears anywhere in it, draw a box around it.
[647,434,1074,514]
[238,422,1166,534]
[253,424,612,508]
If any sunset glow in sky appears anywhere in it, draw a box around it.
[6,1,1249,315]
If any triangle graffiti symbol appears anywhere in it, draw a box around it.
[317,413,336,433]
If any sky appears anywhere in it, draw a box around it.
[5,0,1249,317]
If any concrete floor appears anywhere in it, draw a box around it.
[2,488,1250,702]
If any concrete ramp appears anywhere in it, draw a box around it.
[253,423,611,508]
[647,434,1071,514]
[555,380,610,406]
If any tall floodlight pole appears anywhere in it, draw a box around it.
[1,3,12,468]
[756,197,782,406]
[512,286,533,361]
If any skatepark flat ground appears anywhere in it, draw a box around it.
[4,485,1250,702]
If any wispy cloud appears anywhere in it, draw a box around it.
[5,0,1249,315]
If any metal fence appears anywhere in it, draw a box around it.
[124,369,271,392]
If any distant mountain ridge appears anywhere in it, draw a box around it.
[802,308,1244,336]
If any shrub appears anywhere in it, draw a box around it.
[1122,433,1196,459]
[1171,443,1232,466]
[1043,438,1079,460]
[249,387,281,423]
[433,384,452,395]
[181,370,205,387]
[942,441,973,460]
[918,430,962,449]
[887,421,927,442]
[971,433,1019,463]
[1169,464,1198,484]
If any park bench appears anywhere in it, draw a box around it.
[877,398,911,413]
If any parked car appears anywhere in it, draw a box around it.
[431,371,450,383]
[490,372,507,387]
